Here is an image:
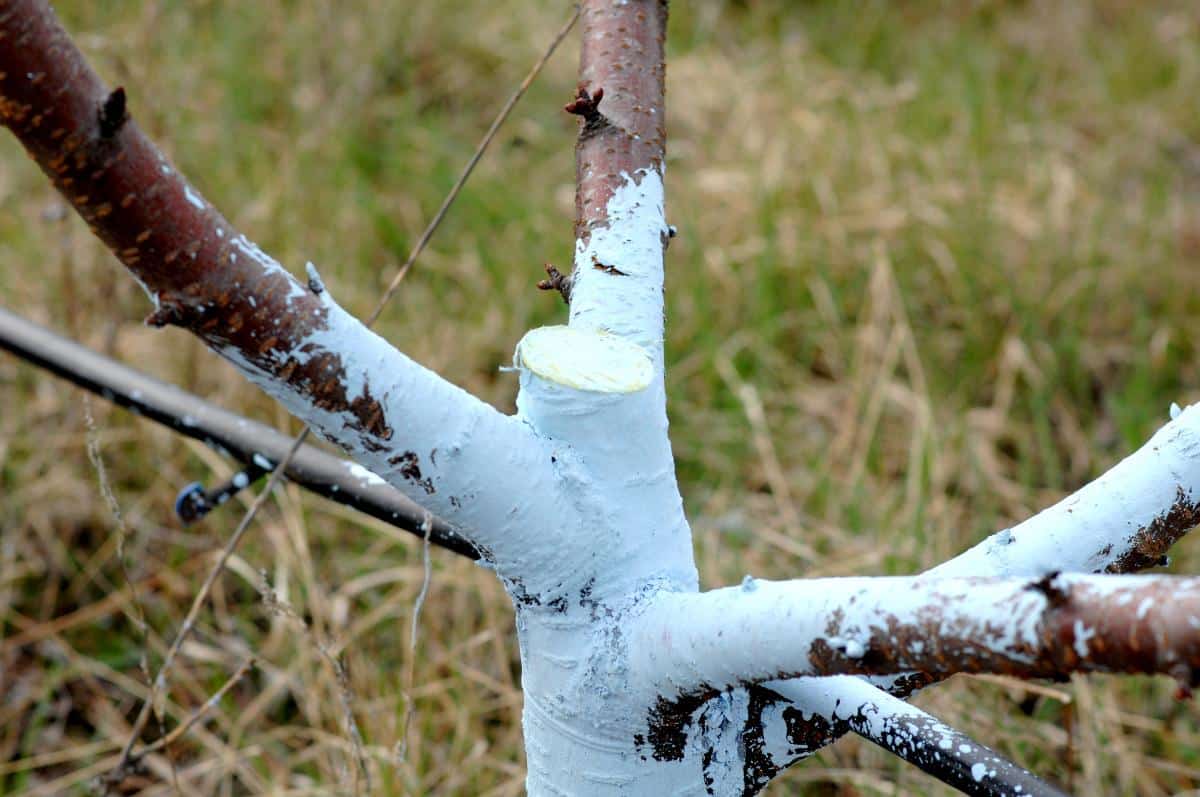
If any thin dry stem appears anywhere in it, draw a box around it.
[258,571,371,794]
[395,512,435,770]
[114,429,310,775]
[367,4,580,325]
[131,657,257,762]
[84,396,179,790]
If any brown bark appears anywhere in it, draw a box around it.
[807,576,1200,685]
[0,0,389,448]
[571,0,668,242]
[1104,486,1200,573]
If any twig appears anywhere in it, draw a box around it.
[395,512,435,768]
[130,657,257,761]
[536,263,573,304]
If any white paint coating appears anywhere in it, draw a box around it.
[305,261,325,294]
[568,169,671,371]
[930,403,1200,579]
[345,461,387,488]
[142,119,1200,795]
[513,321,696,597]
[1073,619,1095,658]
[632,577,1051,691]
[632,573,1200,695]
[183,184,205,210]
[201,244,572,583]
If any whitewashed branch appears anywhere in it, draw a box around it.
[224,277,570,568]
[930,402,1200,579]
[763,676,1067,796]
[568,168,671,371]
[755,402,1200,789]
[0,0,580,569]
[632,573,1200,691]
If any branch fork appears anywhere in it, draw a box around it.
[5,1,1200,795]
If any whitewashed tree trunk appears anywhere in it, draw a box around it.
[4,1,1200,795]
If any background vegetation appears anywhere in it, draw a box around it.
[1,1,1198,793]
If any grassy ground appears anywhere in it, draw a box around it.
[1,0,1199,793]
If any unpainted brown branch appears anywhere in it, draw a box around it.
[810,576,1200,684]
[640,575,1200,698]
[0,0,385,446]
[572,0,668,242]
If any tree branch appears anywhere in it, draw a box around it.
[567,0,672,368]
[745,402,1200,791]
[865,403,1200,700]
[633,573,1200,691]
[930,402,1200,579]
[766,676,1068,797]
[0,0,569,563]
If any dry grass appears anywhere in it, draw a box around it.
[1,1,1199,794]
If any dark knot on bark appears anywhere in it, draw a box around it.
[98,87,127,138]
[1026,570,1069,608]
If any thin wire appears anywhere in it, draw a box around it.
[366,5,581,326]
[113,3,579,778]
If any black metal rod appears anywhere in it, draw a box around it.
[0,306,480,560]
